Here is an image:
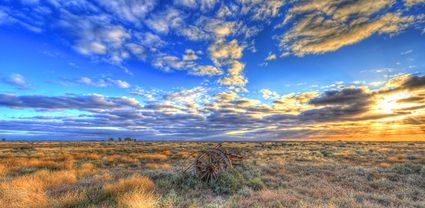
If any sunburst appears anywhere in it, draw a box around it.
[375,91,411,114]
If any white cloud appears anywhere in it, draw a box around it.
[260,89,279,100]
[145,8,184,34]
[199,0,218,12]
[183,49,199,61]
[77,77,130,88]
[369,81,386,87]
[401,49,413,55]
[239,0,284,20]
[153,54,222,76]
[218,60,247,86]
[192,65,222,76]
[174,0,198,8]
[208,39,244,66]
[280,0,416,56]
[404,0,425,7]
[265,53,277,61]
[165,87,208,104]
[94,0,157,23]
[1,73,30,90]
[78,42,107,55]
[203,18,236,38]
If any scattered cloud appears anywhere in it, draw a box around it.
[1,74,423,140]
[153,54,222,76]
[279,0,417,56]
[182,49,199,61]
[1,73,31,90]
[0,93,140,112]
[404,0,425,7]
[62,77,131,88]
[218,60,247,87]
[260,89,279,100]
[401,49,413,55]
[1,0,423,79]
[208,39,244,66]
[145,8,184,34]
[265,53,277,61]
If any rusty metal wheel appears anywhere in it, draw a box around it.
[195,148,231,182]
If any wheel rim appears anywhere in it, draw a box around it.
[195,149,230,181]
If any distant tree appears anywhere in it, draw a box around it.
[1,138,5,142]
[124,137,133,142]
[133,138,137,142]
[108,138,114,142]
[118,137,122,142]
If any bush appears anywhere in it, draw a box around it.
[157,189,178,208]
[320,150,333,157]
[173,174,205,192]
[407,155,417,160]
[209,168,244,195]
[247,177,265,191]
[237,186,253,197]
[392,164,423,174]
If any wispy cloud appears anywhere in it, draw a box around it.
[59,77,131,88]
[1,73,31,90]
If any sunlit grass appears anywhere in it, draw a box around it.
[0,141,423,207]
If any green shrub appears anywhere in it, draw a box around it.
[407,155,417,160]
[320,150,333,157]
[247,177,265,190]
[175,174,204,191]
[392,163,423,174]
[237,187,253,197]
[157,189,178,208]
[209,168,245,195]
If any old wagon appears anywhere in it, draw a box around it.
[183,144,243,182]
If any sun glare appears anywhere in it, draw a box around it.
[375,91,411,114]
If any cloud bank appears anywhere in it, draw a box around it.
[1,74,424,140]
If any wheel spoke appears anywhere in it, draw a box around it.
[194,148,232,181]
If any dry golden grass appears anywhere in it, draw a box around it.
[133,153,168,160]
[387,154,407,163]
[77,162,96,176]
[70,153,101,160]
[0,141,424,207]
[0,164,8,177]
[378,162,392,169]
[49,191,86,208]
[103,175,154,196]
[33,170,77,188]
[117,190,157,208]
[63,159,75,170]
[0,173,48,208]
[144,163,172,170]
[158,148,172,155]
[93,172,113,182]
[174,151,195,158]
[106,155,139,164]
[9,158,62,169]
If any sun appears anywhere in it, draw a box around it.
[375,91,411,114]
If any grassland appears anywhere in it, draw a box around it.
[0,141,424,208]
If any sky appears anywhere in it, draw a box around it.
[0,0,425,141]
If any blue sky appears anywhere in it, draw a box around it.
[0,0,425,140]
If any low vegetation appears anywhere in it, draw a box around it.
[0,141,424,207]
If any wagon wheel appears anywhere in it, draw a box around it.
[195,148,231,182]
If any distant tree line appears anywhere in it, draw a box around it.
[108,137,136,142]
